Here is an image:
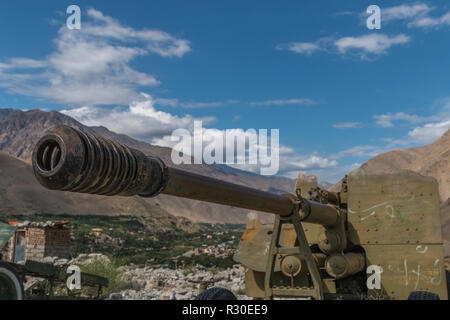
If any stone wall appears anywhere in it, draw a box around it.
[25,227,46,261]
[28,227,70,261]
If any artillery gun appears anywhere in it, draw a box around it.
[31,125,449,300]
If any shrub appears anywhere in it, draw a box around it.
[79,257,126,297]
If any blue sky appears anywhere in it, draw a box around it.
[1,1,450,182]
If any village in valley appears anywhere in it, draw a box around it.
[0,213,247,299]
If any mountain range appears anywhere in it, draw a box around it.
[0,108,448,256]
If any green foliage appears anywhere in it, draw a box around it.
[79,257,126,297]
[1,214,245,269]
[182,265,196,276]
[182,254,236,269]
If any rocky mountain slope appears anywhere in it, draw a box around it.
[0,109,297,223]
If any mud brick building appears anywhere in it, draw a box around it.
[3,221,71,263]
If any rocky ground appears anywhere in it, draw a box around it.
[110,264,249,300]
[42,253,112,267]
[35,253,249,300]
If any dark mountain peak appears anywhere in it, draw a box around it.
[0,108,90,160]
[0,108,23,121]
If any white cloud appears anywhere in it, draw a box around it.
[152,122,337,177]
[406,120,450,144]
[180,100,240,108]
[62,93,214,140]
[154,98,179,107]
[0,58,46,69]
[152,98,241,109]
[80,8,191,58]
[410,11,450,28]
[307,109,449,182]
[284,4,448,60]
[153,97,316,108]
[383,119,450,147]
[159,98,316,108]
[276,42,321,55]
[277,151,338,173]
[278,34,410,59]
[375,99,450,146]
[375,3,450,29]
[0,8,190,106]
[381,3,432,22]
[333,122,362,129]
[373,112,439,128]
[334,34,410,55]
[154,98,239,109]
[247,149,339,176]
[249,98,317,106]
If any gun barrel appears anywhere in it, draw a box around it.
[32,126,295,216]
[164,167,295,215]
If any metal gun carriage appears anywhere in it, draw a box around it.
[31,125,449,300]
[0,223,108,300]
